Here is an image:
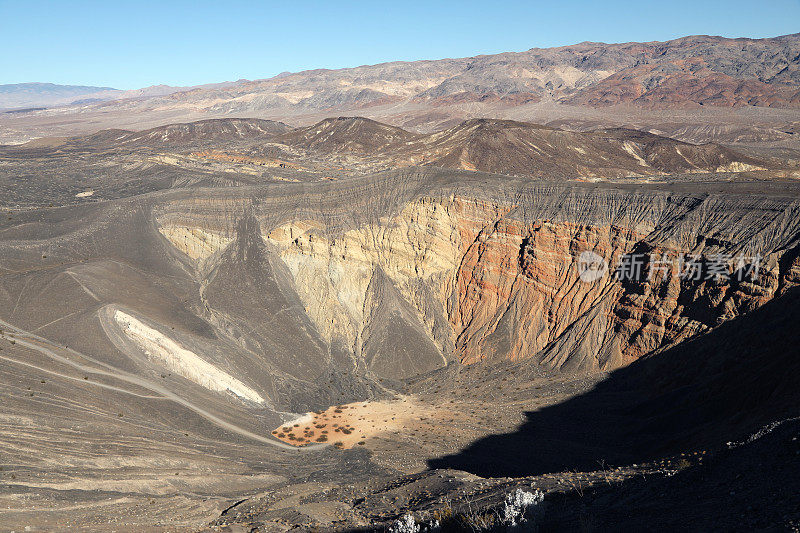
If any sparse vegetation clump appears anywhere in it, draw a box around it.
[387,489,545,532]
[502,488,545,528]
[388,513,422,533]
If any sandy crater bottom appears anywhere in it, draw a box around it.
[272,396,438,449]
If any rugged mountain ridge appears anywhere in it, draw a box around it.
[146,33,800,112]
[393,118,768,177]
[4,34,800,144]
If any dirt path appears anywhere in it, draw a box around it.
[0,317,324,452]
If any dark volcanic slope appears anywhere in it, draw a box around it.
[7,117,292,151]
[0,116,788,211]
[409,119,769,177]
[265,117,773,178]
[0,118,313,209]
[111,117,291,148]
[273,116,420,154]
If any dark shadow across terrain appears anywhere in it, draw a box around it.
[429,286,800,478]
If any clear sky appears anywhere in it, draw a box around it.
[2,0,798,89]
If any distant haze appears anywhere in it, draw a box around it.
[0,83,118,109]
[0,81,239,110]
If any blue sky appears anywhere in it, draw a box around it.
[1,0,798,89]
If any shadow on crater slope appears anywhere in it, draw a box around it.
[428,286,800,477]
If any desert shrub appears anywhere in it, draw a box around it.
[409,488,545,532]
[502,488,544,528]
[389,514,420,533]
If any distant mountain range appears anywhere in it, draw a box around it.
[2,34,799,144]
[0,81,241,110]
[0,83,120,109]
[109,33,800,112]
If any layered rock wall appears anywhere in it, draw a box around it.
[154,172,800,376]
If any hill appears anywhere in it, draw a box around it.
[269,117,770,178]
[273,116,420,154]
[113,118,291,148]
